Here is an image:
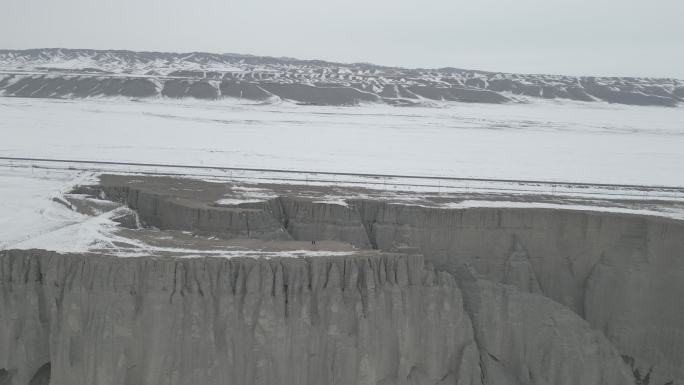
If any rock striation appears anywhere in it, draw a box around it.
[93,175,684,384]
[0,250,632,385]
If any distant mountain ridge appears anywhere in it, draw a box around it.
[0,48,681,106]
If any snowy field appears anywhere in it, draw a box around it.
[1,97,683,186]
[2,96,684,254]
[0,167,104,251]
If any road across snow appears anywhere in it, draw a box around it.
[1,97,684,186]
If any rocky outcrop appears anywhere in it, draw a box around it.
[355,201,684,385]
[585,252,684,385]
[0,250,634,385]
[93,177,684,384]
[276,198,372,247]
[100,184,289,239]
[456,266,633,385]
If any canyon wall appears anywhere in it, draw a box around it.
[96,180,684,384]
[0,250,632,385]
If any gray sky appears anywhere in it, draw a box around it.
[2,0,683,78]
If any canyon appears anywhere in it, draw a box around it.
[2,174,682,385]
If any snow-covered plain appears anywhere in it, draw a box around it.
[2,96,684,254]
[0,167,111,251]
[1,97,684,186]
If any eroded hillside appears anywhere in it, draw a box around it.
[0,48,681,106]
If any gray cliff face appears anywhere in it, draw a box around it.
[0,251,632,385]
[94,178,684,384]
[354,202,684,385]
[456,267,633,385]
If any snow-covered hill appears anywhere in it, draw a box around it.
[0,48,681,106]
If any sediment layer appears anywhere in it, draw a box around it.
[95,175,684,384]
[0,251,632,385]
[1,49,681,106]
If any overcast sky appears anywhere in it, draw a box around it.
[2,0,682,78]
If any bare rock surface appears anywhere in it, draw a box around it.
[89,175,684,384]
[456,266,633,385]
[0,250,634,385]
[2,174,683,384]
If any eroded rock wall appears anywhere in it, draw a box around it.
[0,251,482,385]
[96,182,684,384]
[358,201,684,385]
[101,185,289,239]
[456,266,633,385]
[0,250,635,385]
